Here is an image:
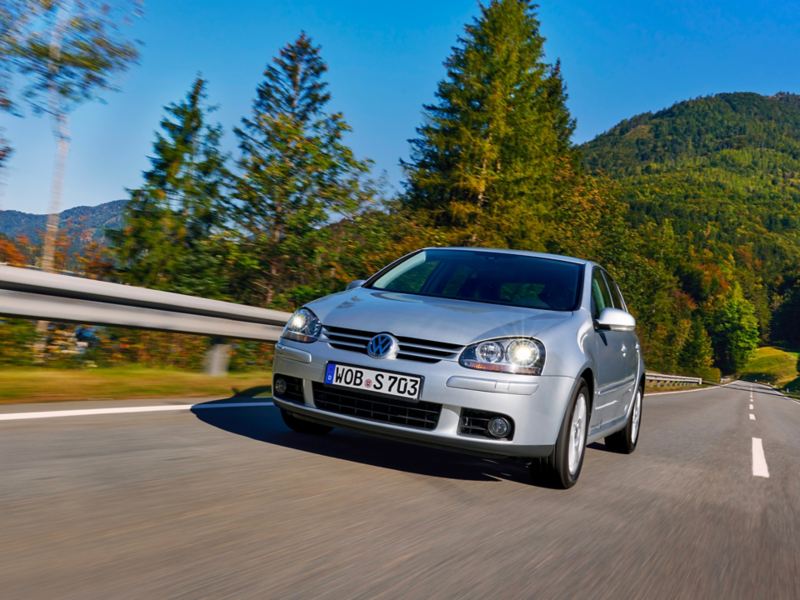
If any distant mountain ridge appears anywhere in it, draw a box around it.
[582,91,800,174]
[0,200,127,251]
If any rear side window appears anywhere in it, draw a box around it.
[591,268,613,318]
[603,271,626,311]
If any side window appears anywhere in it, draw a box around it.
[602,271,626,311]
[591,268,613,318]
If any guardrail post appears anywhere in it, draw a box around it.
[204,338,231,376]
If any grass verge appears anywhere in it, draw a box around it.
[740,346,799,389]
[0,367,272,405]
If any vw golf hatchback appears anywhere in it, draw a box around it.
[272,248,644,488]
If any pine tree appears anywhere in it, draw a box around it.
[111,77,229,297]
[680,316,715,374]
[403,0,577,247]
[231,32,373,306]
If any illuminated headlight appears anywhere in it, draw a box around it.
[282,308,322,343]
[459,337,545,375]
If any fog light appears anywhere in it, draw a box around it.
[487,416,511,439]
[273,376,287,396]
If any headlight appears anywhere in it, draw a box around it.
[459,337,545,375]
[282,308,322,343]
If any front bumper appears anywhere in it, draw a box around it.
[272,339,577,459]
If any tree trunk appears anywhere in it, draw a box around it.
[40,0,71,272]
[34,0,71,363]
[41,112,69,272]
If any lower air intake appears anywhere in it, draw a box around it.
[311,382,441,430]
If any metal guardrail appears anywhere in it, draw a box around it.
[0,265,292,341]
[1,265,707,384]
[0,265,293,374]
[645,372,703,387]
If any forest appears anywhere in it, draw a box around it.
[3,0,800,379]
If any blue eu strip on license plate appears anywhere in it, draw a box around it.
[325,363,336,384]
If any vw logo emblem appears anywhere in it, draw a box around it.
[367,333,399,359]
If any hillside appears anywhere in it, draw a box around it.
[581,92,800,342]
[0,200,126,255]
[740,346,799,388]
[583,92,800,173]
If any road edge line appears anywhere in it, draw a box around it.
[0,401,275,422]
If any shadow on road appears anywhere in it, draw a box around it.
[191,379,799,486]
[192,393,538,485]
[588,441,615,453]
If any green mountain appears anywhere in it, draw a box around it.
[583,92,800,174]
[582,92,800,342]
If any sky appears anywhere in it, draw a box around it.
[3,0,800,214]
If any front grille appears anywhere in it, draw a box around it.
[312,382,442,430]
[323,325,462,364]
[274,374,304,404]
[460,409,515,440]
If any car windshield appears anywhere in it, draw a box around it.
[367,249,583,311]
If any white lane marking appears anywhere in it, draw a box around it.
[749,413,756,421]
[752,438,770,478]
[0,401,274,422]
[749,403,754,410]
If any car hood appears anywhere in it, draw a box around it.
[306,288,574,346]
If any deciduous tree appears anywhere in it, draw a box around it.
[0,0,29,170]
[708,283,760,373]
[9,0,140,271]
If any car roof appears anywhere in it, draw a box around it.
[423,247,594,267]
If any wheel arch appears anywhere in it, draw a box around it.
[579,367,595,414]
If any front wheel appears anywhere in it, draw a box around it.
[280,409,333,435]
[530,380,589,489]
[605,386,643,453]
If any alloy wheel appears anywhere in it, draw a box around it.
[568,392,587,476]
[631,389,642,443]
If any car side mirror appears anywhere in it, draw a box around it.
[346,279,366,291]
[596,307,636,332]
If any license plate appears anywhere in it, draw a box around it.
[324,363,422,401]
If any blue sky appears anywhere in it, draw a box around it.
[3,0,800,214]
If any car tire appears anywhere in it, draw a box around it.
[530,379,589,489]
[280,409,333,435]
[605,385,643,454]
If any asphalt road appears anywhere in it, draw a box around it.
[0,382,798,599]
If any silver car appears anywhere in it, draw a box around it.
[272,247,644,488]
